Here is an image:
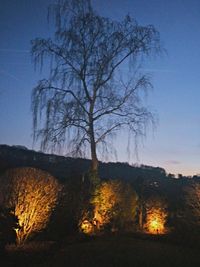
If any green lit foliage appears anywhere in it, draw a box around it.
[0,167,61,245]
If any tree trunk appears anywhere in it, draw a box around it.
[91,136,98,172]
[89,119,100,186]
[139,203,144,231]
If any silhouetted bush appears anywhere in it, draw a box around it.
[0,207,18,252]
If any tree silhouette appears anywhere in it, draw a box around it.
[0,207,18,251]
[183,182,200,229]
[31,0,161,183]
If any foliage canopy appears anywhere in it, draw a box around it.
[0,167,61,245]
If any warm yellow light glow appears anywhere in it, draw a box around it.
[80,219,94,234]
[151,219,159,229]
[0,167,60,245]
[80,180,138,234]
[145,208,167,234]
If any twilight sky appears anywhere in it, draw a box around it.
[0,0,200,175]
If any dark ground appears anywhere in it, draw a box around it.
[1,234,200,267]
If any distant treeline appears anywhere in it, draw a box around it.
[0,144,199,182]
[1,144,199,213]
[0,145,166,181]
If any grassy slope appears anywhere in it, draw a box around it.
[2,235,200,267]
[47,235,200,267]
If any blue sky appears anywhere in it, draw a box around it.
[0,0,200,175]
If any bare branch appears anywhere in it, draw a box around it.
[31,0,161,169]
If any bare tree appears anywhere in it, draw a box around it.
[31,0,161,183]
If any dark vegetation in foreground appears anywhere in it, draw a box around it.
[1,234,200,267]
[1,145,200,266]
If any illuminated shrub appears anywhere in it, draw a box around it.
[0,167,61,245]
[144,197,168,234]
[80,180,138,233]
[79,210,95,234]
[80,219,94,234]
